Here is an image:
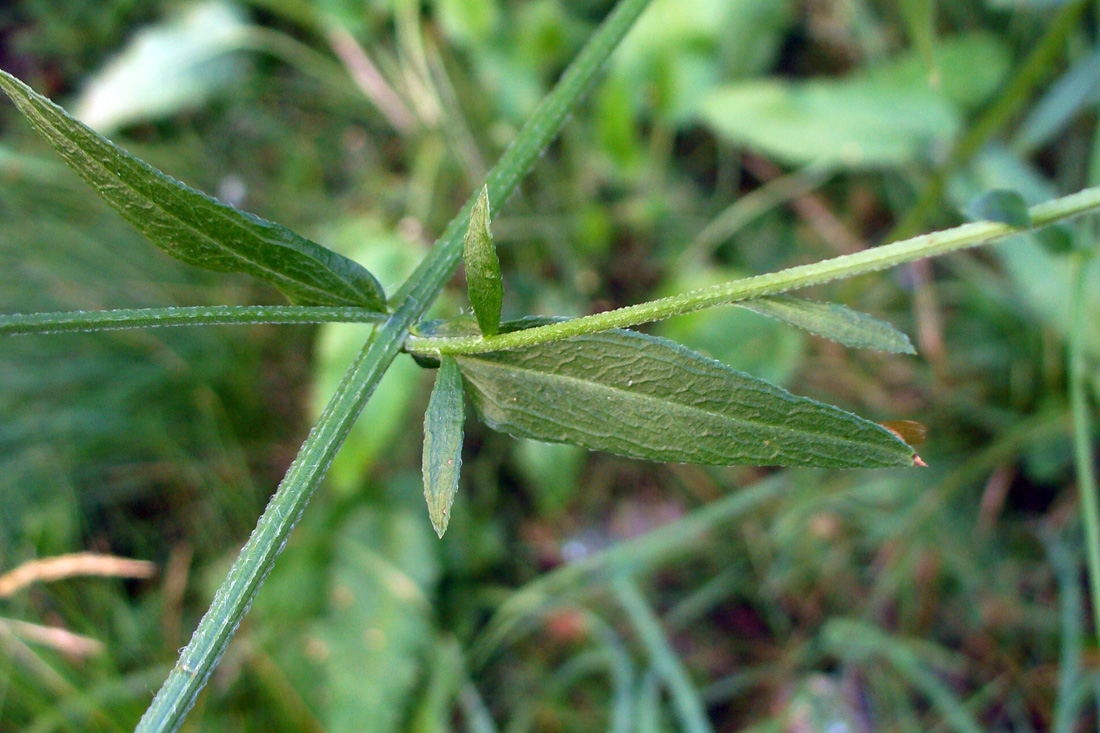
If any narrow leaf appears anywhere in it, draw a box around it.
[422,356,465,537]
[738,295,915,354]
[454,329,920,468]
[0,69,387,310]
[463,185,503,335]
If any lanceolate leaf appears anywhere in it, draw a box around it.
[422,356,465,537]
[0,70,387,310]
[738,295,915,354]
[455,329,920,468]
[463,186,503,335]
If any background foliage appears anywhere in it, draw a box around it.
[1,0,1099,730]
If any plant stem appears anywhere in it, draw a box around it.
[1070,252,1100,646]
[408,186,1100,356]
[135,1,655,730]
[0,305,385,336]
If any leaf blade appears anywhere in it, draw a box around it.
[0,69,387,310]
[455,329,919,468]
[738,295,915,354]
[463,186,503,335]
[422,356,465,537]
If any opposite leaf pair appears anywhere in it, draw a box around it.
[418,191,922,537]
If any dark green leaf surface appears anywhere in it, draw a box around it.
[422,356,465,538]
[455,329,919,468]
[463,185,503,335]
[0,70,387,309]
[739,295,915,354]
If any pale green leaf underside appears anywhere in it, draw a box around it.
[739,295,915,354]
[422,356,465,537]
[463,185,503,335]
[0,69,386,310]
[455,329,918,468]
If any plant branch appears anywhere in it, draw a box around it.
[0,305,385,336]
[407,186,1100,356]
[135,1,656,730]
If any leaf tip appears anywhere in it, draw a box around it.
[429,507,451,539]
[912,453,928,468]
[464,184,502,336]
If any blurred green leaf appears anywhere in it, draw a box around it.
[515,438,584,517]
[700,33,1009,168]
[861,32,1010,110]
[739,295,916,354]
[463,186,503,336]
[315,500,440,733]
[455,329,919,467]
[433,0,500,45]
[73,2,250,134]
[422,357,465,538]
[701,78,957,168]
[964,189,1031,228]
[610,0,795,121]
[0,69,387,310]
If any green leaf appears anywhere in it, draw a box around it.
[0,69,387,310]
[738,295,916,354]
[73,2,249,134]
[700,77,958,168]
[454,329,920,468]
[698,33,1010,169]
[422,356,465,538]
[964,189,1032,228]
[315,501,440,733]
[463,185,503,335]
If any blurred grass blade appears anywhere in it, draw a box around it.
[1014,47,1100,153]
[463,186,503,335]
[738,295,915,354]
[472,475,788,664]
[0,69,387,310]
[455,329,920,467]
[613,576,714,733]
[823,619,985,733]
[422,356,465,538]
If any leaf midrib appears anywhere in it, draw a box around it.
[7,77,363,304]
[461,353,904,458]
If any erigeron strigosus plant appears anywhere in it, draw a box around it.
[2,0,1099,730]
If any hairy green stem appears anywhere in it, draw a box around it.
[408,186,1100,356]
[135,1,654,730]
[0,305,385,336]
